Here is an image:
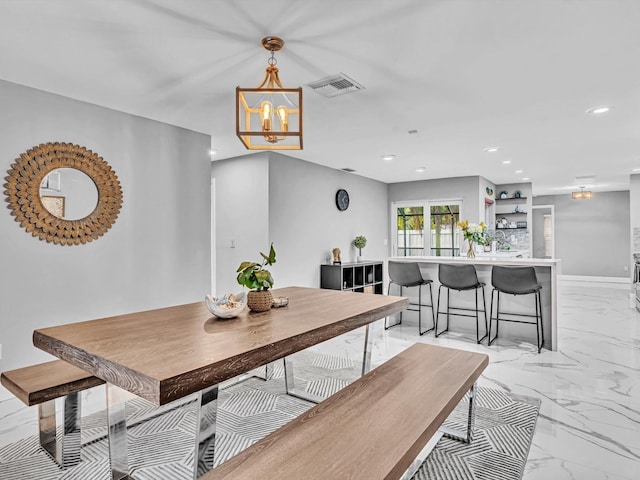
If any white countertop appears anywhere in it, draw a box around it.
[388,255,561,268]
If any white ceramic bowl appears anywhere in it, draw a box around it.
[205,292,247,319]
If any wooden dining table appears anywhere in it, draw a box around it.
[33,286,408,479]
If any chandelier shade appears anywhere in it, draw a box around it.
[236,37,303,150]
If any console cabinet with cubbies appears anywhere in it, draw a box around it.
[320,261,384,294]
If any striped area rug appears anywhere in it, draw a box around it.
[0,351,539,480]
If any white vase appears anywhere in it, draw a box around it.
[356,255,362,262]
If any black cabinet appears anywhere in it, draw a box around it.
[320,261,384,294]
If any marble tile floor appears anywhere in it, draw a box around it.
[1,280,639,480]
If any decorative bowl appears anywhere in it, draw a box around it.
[205,292,247,319]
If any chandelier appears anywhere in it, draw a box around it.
[571,187,593,199]
[236,37,303,150]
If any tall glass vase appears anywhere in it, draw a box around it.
[467,239,475,258]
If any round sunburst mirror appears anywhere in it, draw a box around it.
[4,142,123,246]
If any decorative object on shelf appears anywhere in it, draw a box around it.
[459,220,487,258]
[513,205,522,213]
[236,243,277,312]
[332,247,342,265]
[513,190,522,198]
[571,187,593,199]
[486,186,494,196]
[499,191,508,199]
[236,36,302,150]
[4,142,123,246]
[272,296,289,308]
[353,235,367,262]
[335,188,349,211]
[205,292,247,319]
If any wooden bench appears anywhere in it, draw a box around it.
[204,343,488,480]
[1,359,104,468]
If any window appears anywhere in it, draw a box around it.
[429,204,460,256]
[396,206,424,256]
[393,200,463,257]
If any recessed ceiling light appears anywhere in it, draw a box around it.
[501,160,511,165]
[483,146,500,153]
[416,167,426,173]
[586,105,613,115]
[382,155,395,161]
[522,177,530,181]
[515,169,523,174]
[209,149,217,155]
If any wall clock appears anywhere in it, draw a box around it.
[335,189,349,211]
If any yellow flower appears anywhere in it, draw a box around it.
[459,220,468,229]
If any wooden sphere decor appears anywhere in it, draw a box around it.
[3,142,123,246]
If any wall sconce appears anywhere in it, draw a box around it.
[236,36,303,150]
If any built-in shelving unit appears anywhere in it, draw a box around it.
[320,261,384,294]
[493,185,532,256]
[495,196,528,229]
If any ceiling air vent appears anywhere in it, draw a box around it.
[306,73,365,98]
[341,168,356,173]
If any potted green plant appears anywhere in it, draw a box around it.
[353,235,367,262]
[237,243,276,312]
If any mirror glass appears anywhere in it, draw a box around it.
[39,168,99,220]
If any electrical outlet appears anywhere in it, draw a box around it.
[624,265,629,272]
[231,239,235,248]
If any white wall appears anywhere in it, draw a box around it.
[534,191,630,277]
[0,80,211,382]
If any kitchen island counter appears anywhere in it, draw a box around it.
[388,256,561,351]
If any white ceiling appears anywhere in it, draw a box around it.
[1,0,639,195]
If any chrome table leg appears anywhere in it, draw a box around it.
[361,322,375,376]
[285,322,377,404]
[194,384,219,478]
[107,384,132,480]
[284,356,324,404]
[38,392,82,468]
[439,383,477,443]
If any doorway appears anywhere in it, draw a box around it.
[531,205,554,258]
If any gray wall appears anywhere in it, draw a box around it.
[388,176,482,223]
[630,174,640,256]
[211,153,389,295]
[534,191,630,277]
[211,154,270,296]
[0,80,211,383]
[269,153,389,289]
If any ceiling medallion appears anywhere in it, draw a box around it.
[236,36,303,150]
